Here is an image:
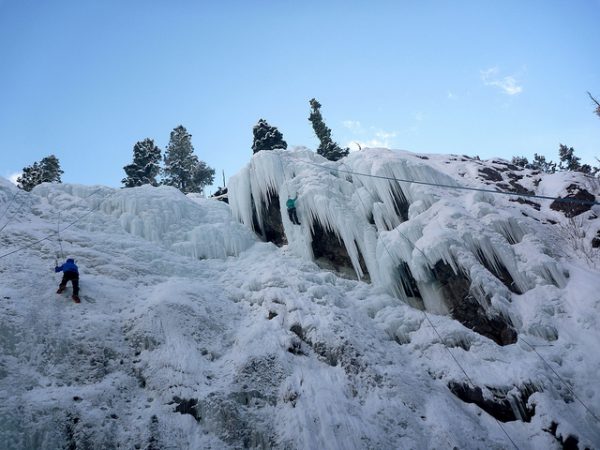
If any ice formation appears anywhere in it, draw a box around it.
[31,183,257,260]
[229,148,568,320]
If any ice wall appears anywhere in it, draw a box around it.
[229,147,567,318]
[33,184,257,260]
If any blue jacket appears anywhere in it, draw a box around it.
[55,258,79,274]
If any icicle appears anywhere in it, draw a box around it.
[493,218,526,245]
[229,147,571,320]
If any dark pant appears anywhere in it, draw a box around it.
[59,271,79,296]
[287,207,300,225]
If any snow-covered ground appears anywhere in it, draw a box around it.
[0,148,599,449]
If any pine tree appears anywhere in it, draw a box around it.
[17,154,63,191]
[251,119,287,154]
[558,144,581,171]
[530,153,556,173]
[122,138,162,187]
[163,125,215,194]
[16,163,41,191]
[192,160,216,192]
[511,156,529,168]
[39,155,63,183]
[308,98,349,161]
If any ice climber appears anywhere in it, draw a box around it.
[55,257,80,303]
[286,195,301,225]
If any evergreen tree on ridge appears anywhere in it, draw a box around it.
[163,125,215,194]
[251,119,288,154]
[17,154,64,191]
[308,98,349,161]
[122,138,162,187]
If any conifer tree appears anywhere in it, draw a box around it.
[251,119,288,154]
[122,138,162,187]
[17,154,63,191]
[39,155,63,183]
[163,125,215,194]
[191,160,215,190]
[308,98,349,161]
[530,153,556,173]
[511,156,529,168]
[558,144,581,171]
[16,163,41,191]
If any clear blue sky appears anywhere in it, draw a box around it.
[1,0,599,193]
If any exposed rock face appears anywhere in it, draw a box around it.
[251,191,287,246]
[509,197,541,210]
[544,422,581,450]
[396,261,422,300]
[390,185,409,222]
[479,167,503,182]
[448,381,537,423]
[432,261,517,345]
[311,220,370,280]
[262,193,286,246]
[173,396,201,422]
[210,187,229,203]
[472,158,540,197]
[504,172,535,195]
[550,184,596,218]
[473,247,523,294]
[593,230,600,248]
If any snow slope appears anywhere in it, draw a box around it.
[1,148,599,449]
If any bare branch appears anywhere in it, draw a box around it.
[588,91,600,107]
[587,91,600,118]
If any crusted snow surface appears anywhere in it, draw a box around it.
[1,169,599,449]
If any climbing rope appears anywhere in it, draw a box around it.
[0,188,114,260]
[0,189,20,223]
[299,158,600,207]
[51,188,104,258]
[56,211,64,260]
[520,337,600,424]
[0,190,30,235]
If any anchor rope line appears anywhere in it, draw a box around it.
[0,190,20,222]
[0,191,31,234]
[0,186,104,238]
[298,158,600,207]
[52,188,104,258]
[520,337,600,424]
[0,189,114,260]
[57,211,64,259]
